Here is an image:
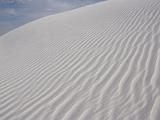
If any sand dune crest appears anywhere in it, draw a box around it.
[0,0,160,119]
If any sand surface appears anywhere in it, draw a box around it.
[0,0,160,119]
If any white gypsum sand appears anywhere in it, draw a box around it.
[0,0,160,119]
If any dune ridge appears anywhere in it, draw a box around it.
[0,0,160,119]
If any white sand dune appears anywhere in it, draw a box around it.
[0,0,160,119]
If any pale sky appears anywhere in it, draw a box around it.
[0,0,105,36]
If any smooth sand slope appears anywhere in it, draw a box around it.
[0,0,160,119]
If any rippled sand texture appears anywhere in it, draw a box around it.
[0,0,160,119]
